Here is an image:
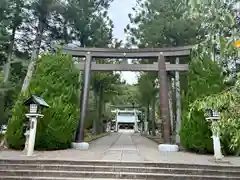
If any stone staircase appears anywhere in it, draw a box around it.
[0,159,240,179]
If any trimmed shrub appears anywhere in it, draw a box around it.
[6,53,79,150]
[180,110,213,153]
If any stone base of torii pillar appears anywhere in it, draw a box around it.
[158,144,179,152]
[72,142,89,150]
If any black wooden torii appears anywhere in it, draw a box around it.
[62,46,192,144]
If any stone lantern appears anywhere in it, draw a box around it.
[23,95,50,156]
[205,108,224,160]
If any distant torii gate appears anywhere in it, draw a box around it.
[63,46,192,145]
[110,104,142,132]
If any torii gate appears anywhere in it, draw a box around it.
[110,104,142,132]
[62,46,192,148]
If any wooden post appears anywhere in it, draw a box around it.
[73,65,83,141]
[175,57,181,145]
[75,52,92,142]
[158,53,171,144]
[168,73,174,138]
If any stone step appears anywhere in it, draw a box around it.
[0,164,239,177]
[1,177,85,180]
[0,159,239,171]
[1,177,141,180]
[0,170,239,180]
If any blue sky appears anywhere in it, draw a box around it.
[108,0,137,84]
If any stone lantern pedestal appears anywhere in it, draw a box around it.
[205,108,224,160]
[23,130,30,153]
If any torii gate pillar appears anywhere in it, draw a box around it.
[158,53,171,144]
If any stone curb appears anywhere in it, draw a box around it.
[87,132,110,143]
[141,134,186,151]
[141,134,163,144]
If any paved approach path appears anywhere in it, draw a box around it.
[0,132,240,166]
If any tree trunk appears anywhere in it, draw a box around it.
[147,103,150,121]
[21,18,45,93]
[92,88,98,136]
[147,103,150,134]
[3,0,22,84]
[3,25,17,84]
[151,97,156,136]
[2,22,18,147]
[98,85,104,133]
[63,19,69,44]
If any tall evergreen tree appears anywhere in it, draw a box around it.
[2,0,26,84]
[21,0,63,92]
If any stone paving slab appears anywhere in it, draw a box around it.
[0,132,240,166]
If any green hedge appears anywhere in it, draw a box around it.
[6,53,79,150]
[180,110,213,153]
